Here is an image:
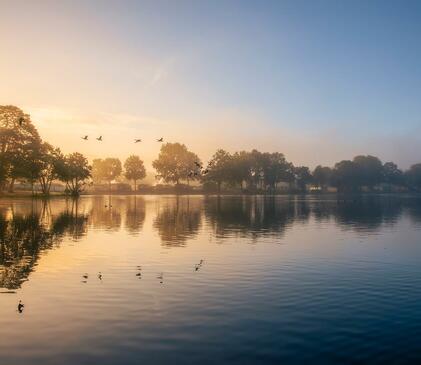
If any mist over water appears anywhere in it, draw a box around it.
[1,195,421,364]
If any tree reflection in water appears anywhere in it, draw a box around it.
[153,197,202,247]
[1,195,421,289]
[0,199,88,290]
[125,196,146,236]
[204,196,298,241]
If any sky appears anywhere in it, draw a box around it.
[1,0,421,171]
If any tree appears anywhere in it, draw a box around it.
[313,165,333,190]
[202,149,232,192]
[294,166,312,192]
[261,152,294,191]
[0,105,42,192]
[91,158,122,190]
[405,163,421,191]
[38,143,65,195]
[331,160,359,192]
[353,155,383,190]
[124,155,146,191]
[382,162,403,187]
[152,143,201,185]
[57,152,91,196]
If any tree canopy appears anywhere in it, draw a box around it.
[124,155,146,191]
[152,143,201,185]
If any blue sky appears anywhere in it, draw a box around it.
[1,0,421,168]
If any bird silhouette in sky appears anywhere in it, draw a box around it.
[81,135,88,140]
[157,138,164,142]
[134,139,142,143]
[96,136,102,141]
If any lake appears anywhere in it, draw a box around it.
[1,195,421,364]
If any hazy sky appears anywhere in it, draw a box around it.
[1,0,421,170]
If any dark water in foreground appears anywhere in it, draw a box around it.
[1,195,421,365]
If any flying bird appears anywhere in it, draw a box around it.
[134,139,142,143]
[157,138,164,142]
[81,135,88,140]
[96,136,102,141]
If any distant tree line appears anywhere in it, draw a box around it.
[2,105,421,195]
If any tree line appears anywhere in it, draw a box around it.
[1,105,421,195]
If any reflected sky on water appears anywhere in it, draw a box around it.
[1,195,421,364]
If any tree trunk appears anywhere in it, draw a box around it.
[8,178,15,193]
[134,179,137,193]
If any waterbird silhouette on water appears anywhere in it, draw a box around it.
[83,273,88,279]
[157,273,164,284]
[17,300,24,313]
[195,259,204,271]
[134,139,142,143]
[96,136,102,141]
[157,138,164,142]
[98,272,102,280]
[81,135,88,140]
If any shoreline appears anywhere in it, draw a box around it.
[1,191,420,199]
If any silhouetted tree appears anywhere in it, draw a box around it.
[57,152,91,196]
[294,166,312,192]
[203,149,232,192]
[405,164,421,191]
[313,165,333,191]
[332,160,359,192]
[0,105,42,192]
[38,142,65,195]
[153,143,201,185]
[353,155,383,190]
[382,162,404,187]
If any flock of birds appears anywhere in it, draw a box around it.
[80,135,214,178]
[81,135,163,143]
[16,260,205,314]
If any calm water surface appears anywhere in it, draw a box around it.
[1,195,421,364]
